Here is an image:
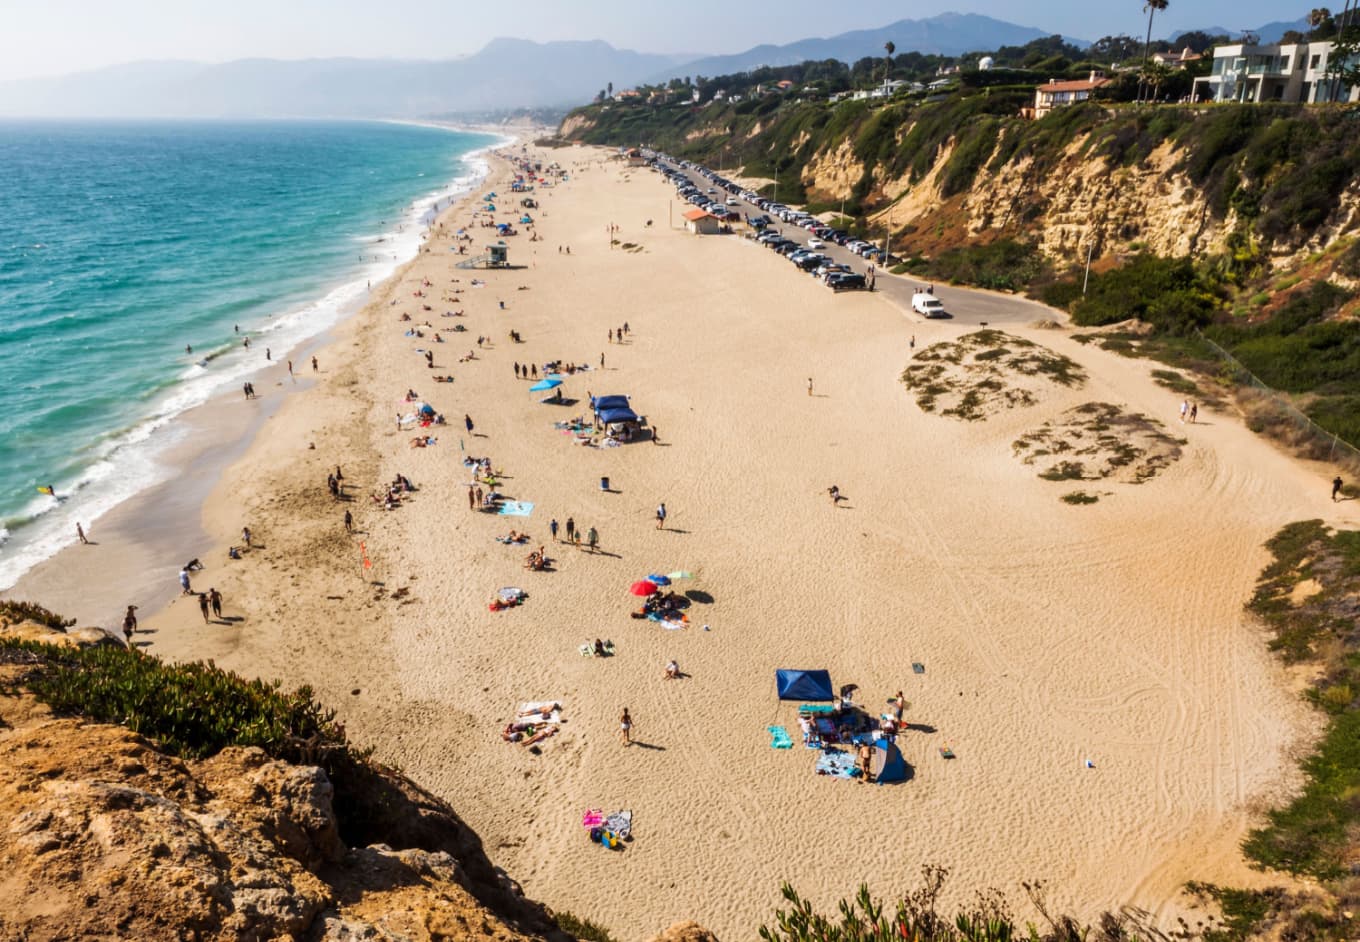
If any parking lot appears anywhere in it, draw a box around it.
[652,154,1063,327]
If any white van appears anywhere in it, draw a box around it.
[912,293,946,318]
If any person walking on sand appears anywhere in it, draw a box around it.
[1190,401,1198,423]
[515,362,521,379]
[1334,475,1344,502]
[565,517,576,544]
[619,707,632,746]
[76,522,88,545]
[122,605,138,646]
[651,424,659,446]
[910,335,916,351]
[828,485,845,505]
[623,321,630,336]
[311,356,318,372]
[656,502,667,530]
[179,568,192,595]
[893,691,906,725]
[550,518,560,542]
[344,509,353,533]
[467,487,475,510]
[287,360,294,378]
[242,526,252,548]
[1179,399,1188,423]
[198,593,211,624]
[807,377,813,397]
[209,587,223,619]
[600,352,605,369]
[587,526,599,553]
[608,329,614,344]
[464,414,475,435]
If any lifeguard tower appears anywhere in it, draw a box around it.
[458,241,510,270]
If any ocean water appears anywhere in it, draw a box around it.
[0,120,499,589]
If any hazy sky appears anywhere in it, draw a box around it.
[0,0,1295,82]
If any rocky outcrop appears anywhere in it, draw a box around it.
[0,682,563,941]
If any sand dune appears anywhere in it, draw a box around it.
[124,145,1360,939]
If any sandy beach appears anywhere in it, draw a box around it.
[17,142,1360,939]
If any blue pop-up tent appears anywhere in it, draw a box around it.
[598,407,639,424]
[871,738,908,784]
[594,395,630,412]
[775,669,834,701]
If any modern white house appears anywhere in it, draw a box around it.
[1192,40,1360,103]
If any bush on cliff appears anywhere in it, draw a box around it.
[1065,254,1220,333]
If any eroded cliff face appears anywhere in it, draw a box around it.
[800,118,1360,264]
[0,694,557,941]
[0,624,571,942]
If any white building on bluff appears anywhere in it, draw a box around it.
[1192,40,1359,103]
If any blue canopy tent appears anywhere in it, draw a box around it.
[598,407,639,425]
[871,738,908,784]
[594,395,630,412]
[775,669,834,702]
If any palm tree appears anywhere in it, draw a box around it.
[883,41,896,86]
[1139,0,1170,103]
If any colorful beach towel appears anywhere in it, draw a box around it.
[815,749,861,780]
[497,501,534,517]
[604,810,632,839]
[799,703,836,714]
[581,809,605,828]
[768,726,793,749]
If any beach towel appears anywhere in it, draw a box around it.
[579,641,615,657]
[497,501,534,517]
[604,810,632,838]
[581,809,605,828]
[645,612,688,630]
[516,701,562,724]
[768,726,793,749]
[798,703,837,714]
[815,749,861,780]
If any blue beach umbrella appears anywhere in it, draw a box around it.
[529,377,563,392]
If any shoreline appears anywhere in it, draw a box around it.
[0,125,507,608]
[13,140,1353,938]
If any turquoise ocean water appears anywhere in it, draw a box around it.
[0,120,499,588]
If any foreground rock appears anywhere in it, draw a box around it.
[0,672,566,941]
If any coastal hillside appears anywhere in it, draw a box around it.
[560,94,1360,264]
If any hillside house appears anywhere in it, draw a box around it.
[1032,71,1111,119]
[1192,40,1359,103]
[1152,47,1203,68]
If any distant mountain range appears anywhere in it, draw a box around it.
[0,39,685,119]
[1172,18,1309,44]
[0,13,1320,119]
[652,13,1080,81]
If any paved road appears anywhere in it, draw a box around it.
[657,159,1065,328]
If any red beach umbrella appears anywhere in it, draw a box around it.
[630,580,658,596]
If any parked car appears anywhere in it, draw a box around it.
[827,273,867,290]
[807,237,825,249]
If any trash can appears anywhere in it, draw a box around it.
[600,476,610,492]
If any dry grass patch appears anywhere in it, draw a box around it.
[1013,402,1186,486]
[901,330,1085,421]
